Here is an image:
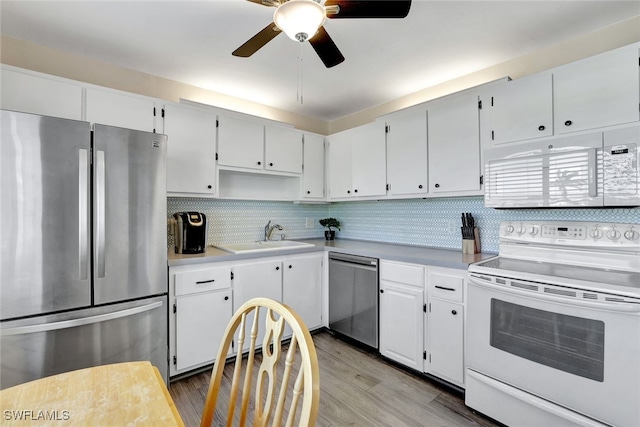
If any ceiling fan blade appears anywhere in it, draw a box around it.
[245,0,279,7]
[325,0,411,19]
[308,26,345,68]
[232,22,282,58]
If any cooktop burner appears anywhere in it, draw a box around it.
[474,256,640,291]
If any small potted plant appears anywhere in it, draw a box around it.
[319,218,341,240]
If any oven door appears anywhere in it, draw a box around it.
[466,273,640,427]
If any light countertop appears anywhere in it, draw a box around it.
[168,238,496,270]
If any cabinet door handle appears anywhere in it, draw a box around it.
[224,296,229,301]
[354,189,358,193]
[564,120,572,127]
[379,289,384,293]
[288,265,292,269]
[418,184,423,189]
[451,309,458,315]
[434,183,440,188]
[538,125,545,131]
[347,190,351,194]
[196,279,215,285]
[207,185,212,189]
[275,266,280,271]
[257,161,262,165]
[435,285,455,292]
[307,190,311,194]
[269,162,274,167]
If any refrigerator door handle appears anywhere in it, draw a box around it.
[79,149,89,281]
[96,150,106,278]
[0,301,163,336]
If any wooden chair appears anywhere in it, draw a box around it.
[200,297,320,427]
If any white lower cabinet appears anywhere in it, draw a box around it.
[282,253,323,334]
[169,264,233,377]
[379,260,467,388]
[426,267,465,388]
[175,289,232,371]
[379,261,425,371]
[232,259,283,353]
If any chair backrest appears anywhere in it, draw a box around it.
[200,297,319,427]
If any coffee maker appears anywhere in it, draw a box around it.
[173,212,207,254]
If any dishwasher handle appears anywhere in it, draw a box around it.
[329,252,378,268]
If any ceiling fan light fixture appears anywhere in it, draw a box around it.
[273,0,325,42]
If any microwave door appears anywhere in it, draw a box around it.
[92,125,167,305]
[0,111,91,320]
[484,132,604,208]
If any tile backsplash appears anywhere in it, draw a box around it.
[168,197,640,253]
[168,198,328,248]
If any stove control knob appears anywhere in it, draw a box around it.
[624,229,639,241]
[607,229,621,240]
[516,225,526,235]
[529,226,538,236]
[589,228,603,239]
[504,225,514,235]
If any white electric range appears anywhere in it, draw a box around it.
[466,220,640,427]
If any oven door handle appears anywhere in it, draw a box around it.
[469,274,640,313]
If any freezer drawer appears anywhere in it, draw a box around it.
[0,296,168,390]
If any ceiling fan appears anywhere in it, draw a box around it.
[232,0,412,68]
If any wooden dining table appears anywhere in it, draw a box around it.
[0,361,185,426]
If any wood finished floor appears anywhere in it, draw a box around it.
[169,331,500,427]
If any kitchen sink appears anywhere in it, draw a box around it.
[214,240,315,254]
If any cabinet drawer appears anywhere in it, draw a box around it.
[380,261,425,287]
[174,267,231,296]
[428,272,463,302]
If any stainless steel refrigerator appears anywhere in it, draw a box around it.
[0,110,168,389]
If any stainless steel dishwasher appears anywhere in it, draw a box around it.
[328,252,379,349]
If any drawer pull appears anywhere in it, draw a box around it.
[224,296,229,301]
[451,309,458,315]
[435,285,456,292]
[196,279,216,285]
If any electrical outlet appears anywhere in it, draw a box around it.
[447,219,458,234]
[305,218,315,228]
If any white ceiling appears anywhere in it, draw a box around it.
[1,1,639,122]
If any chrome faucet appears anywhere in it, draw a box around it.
[264,220,283,241]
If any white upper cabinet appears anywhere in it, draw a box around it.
[328,121,386,200]
[301,133,325,200]
[486,73,554,144]
[163,103,217,196]
[264,126,303,174]
[554,45,640,135]
[217,115,264,170]
[217,115,303,175]
[427,90,482,194]
[384,108,429,196]
[1,68,83,121]
[351,121,387,197]
[328,128,355,199]
[85,88,157,132]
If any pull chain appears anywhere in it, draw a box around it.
[296,42,304,104]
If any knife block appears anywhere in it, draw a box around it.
[462,227,481,254]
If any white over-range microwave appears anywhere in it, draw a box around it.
[484,125,640,208]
